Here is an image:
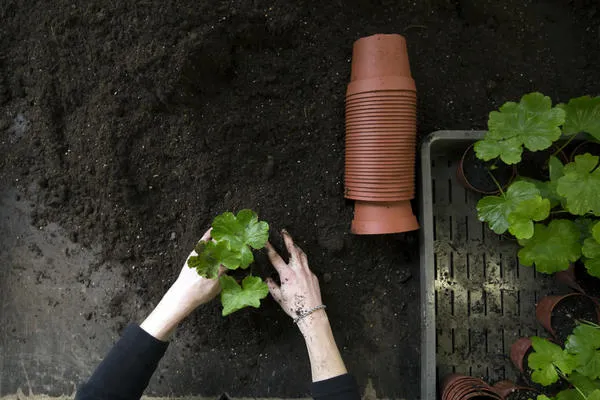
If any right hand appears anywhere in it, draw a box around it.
[265,230,324,321]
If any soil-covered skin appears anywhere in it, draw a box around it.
[571,142,600,160]
[517,147,565,181]
[507,389,540,400]
[461,145,514,193]
[522,347,568,395]
[551,295,599,344]
[2,0,600,397]
[574,261,600,298]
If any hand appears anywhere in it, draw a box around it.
[266,229,348,382]
[265,230,324,326]
[171,229,222,310]
[141,229,221,341]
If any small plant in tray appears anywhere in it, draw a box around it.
[464,93,600,280]
[526,322,600,400]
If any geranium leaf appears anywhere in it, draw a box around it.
[556,390,583,400]
[557,154,600,216]
[219,275,269,316]
[476,93,566,165]
[518,220,582,273]
[474,137,523,164]
[212,209,269,268]
[558,96,600,139]
[529,336,577,386]
[188,241,242,279]
[477,181,550,239]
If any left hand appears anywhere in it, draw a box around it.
[170,229,223,311]
[141,229,222,341]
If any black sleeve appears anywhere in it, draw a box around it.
[75,323,169,400]
[311,374,361,400]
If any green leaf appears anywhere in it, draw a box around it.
[558,96,600,139]
[583,237,600,278]
[566,323,600,379]
[556,390,583,400]
[550,156,566,182]
[474,137,523,164]
[529,336,577,386]
[476,93,566,164]
[589,390,600,400]
[219,275,269,316]
[188,241,242,279]
[518,177,563,208]
[211,209,269,268]
[569,371,600,397]
[557,154,600,216]
[518,220,582,273]
[477,181,550,239]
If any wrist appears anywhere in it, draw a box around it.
[297,309,330,337]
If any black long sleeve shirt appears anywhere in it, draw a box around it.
[76,324,360,400]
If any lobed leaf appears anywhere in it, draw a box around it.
[477,181,550,239]
[558,96,600,139]
[518,220,582,273]
[211,209,269,268]
[188,241,242,279]
[475,93,566,164]
[529,336,577,386]
[557,154,600,216]
[219,275,269,316]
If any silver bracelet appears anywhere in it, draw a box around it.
[293,304,327,324]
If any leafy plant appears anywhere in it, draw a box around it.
[472,92,600,277]
[528,322,600,400]
[188,209,270,316]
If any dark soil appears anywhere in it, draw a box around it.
[461,145,514,193]
[517,147,565,181]
[507,389,540,400]
[551,295,599,344]
[522,347,569,395]
[574,260,600,298]
[571,141,600,160]
[2,0,600,397]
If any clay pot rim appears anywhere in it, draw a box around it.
[347,76,416,96]
[346,94,417,101]
[458,143,517,195]
[347,195,415,201]
[346,186,416,191]
[346,102,417,108]
[350,198,419,234]
[346,111,418,117]
[536,293,600,338]
[345,132,417,136]
[347,188,416,192]
[346,89,417,98]
[346,123,417,128]
[346,163,415,167]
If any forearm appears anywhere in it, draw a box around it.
[75,324,169,400]
[140,284,196,341]
[298,311,348,382]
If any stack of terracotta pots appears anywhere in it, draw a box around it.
[345,34,419,234]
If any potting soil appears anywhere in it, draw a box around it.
[551,295,599,344]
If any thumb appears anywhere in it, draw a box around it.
[265,277,282,304]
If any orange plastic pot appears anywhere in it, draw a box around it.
[536,293,600,339]
[350,200,418,234]
[346,90,416,100]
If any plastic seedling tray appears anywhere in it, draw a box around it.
[418,131,557,400]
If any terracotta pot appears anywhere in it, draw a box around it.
[510,337,532,372]
[570,141,600,161]
[536,293,600,338]
[441,375,501,400]
[346,114,418,121]
[346,193,415,202]
[345,179,410,185]
[345,153,413,158]
[346,90,417,101]
[345,139,417,144]
[555,264,586,295]
[351,200,418,234]
[346,185,414,192]
[345,102,417,109]
[346,159,414,165]
[457,145,517,195]
[345,123,416,129]
[345,134,417,139]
